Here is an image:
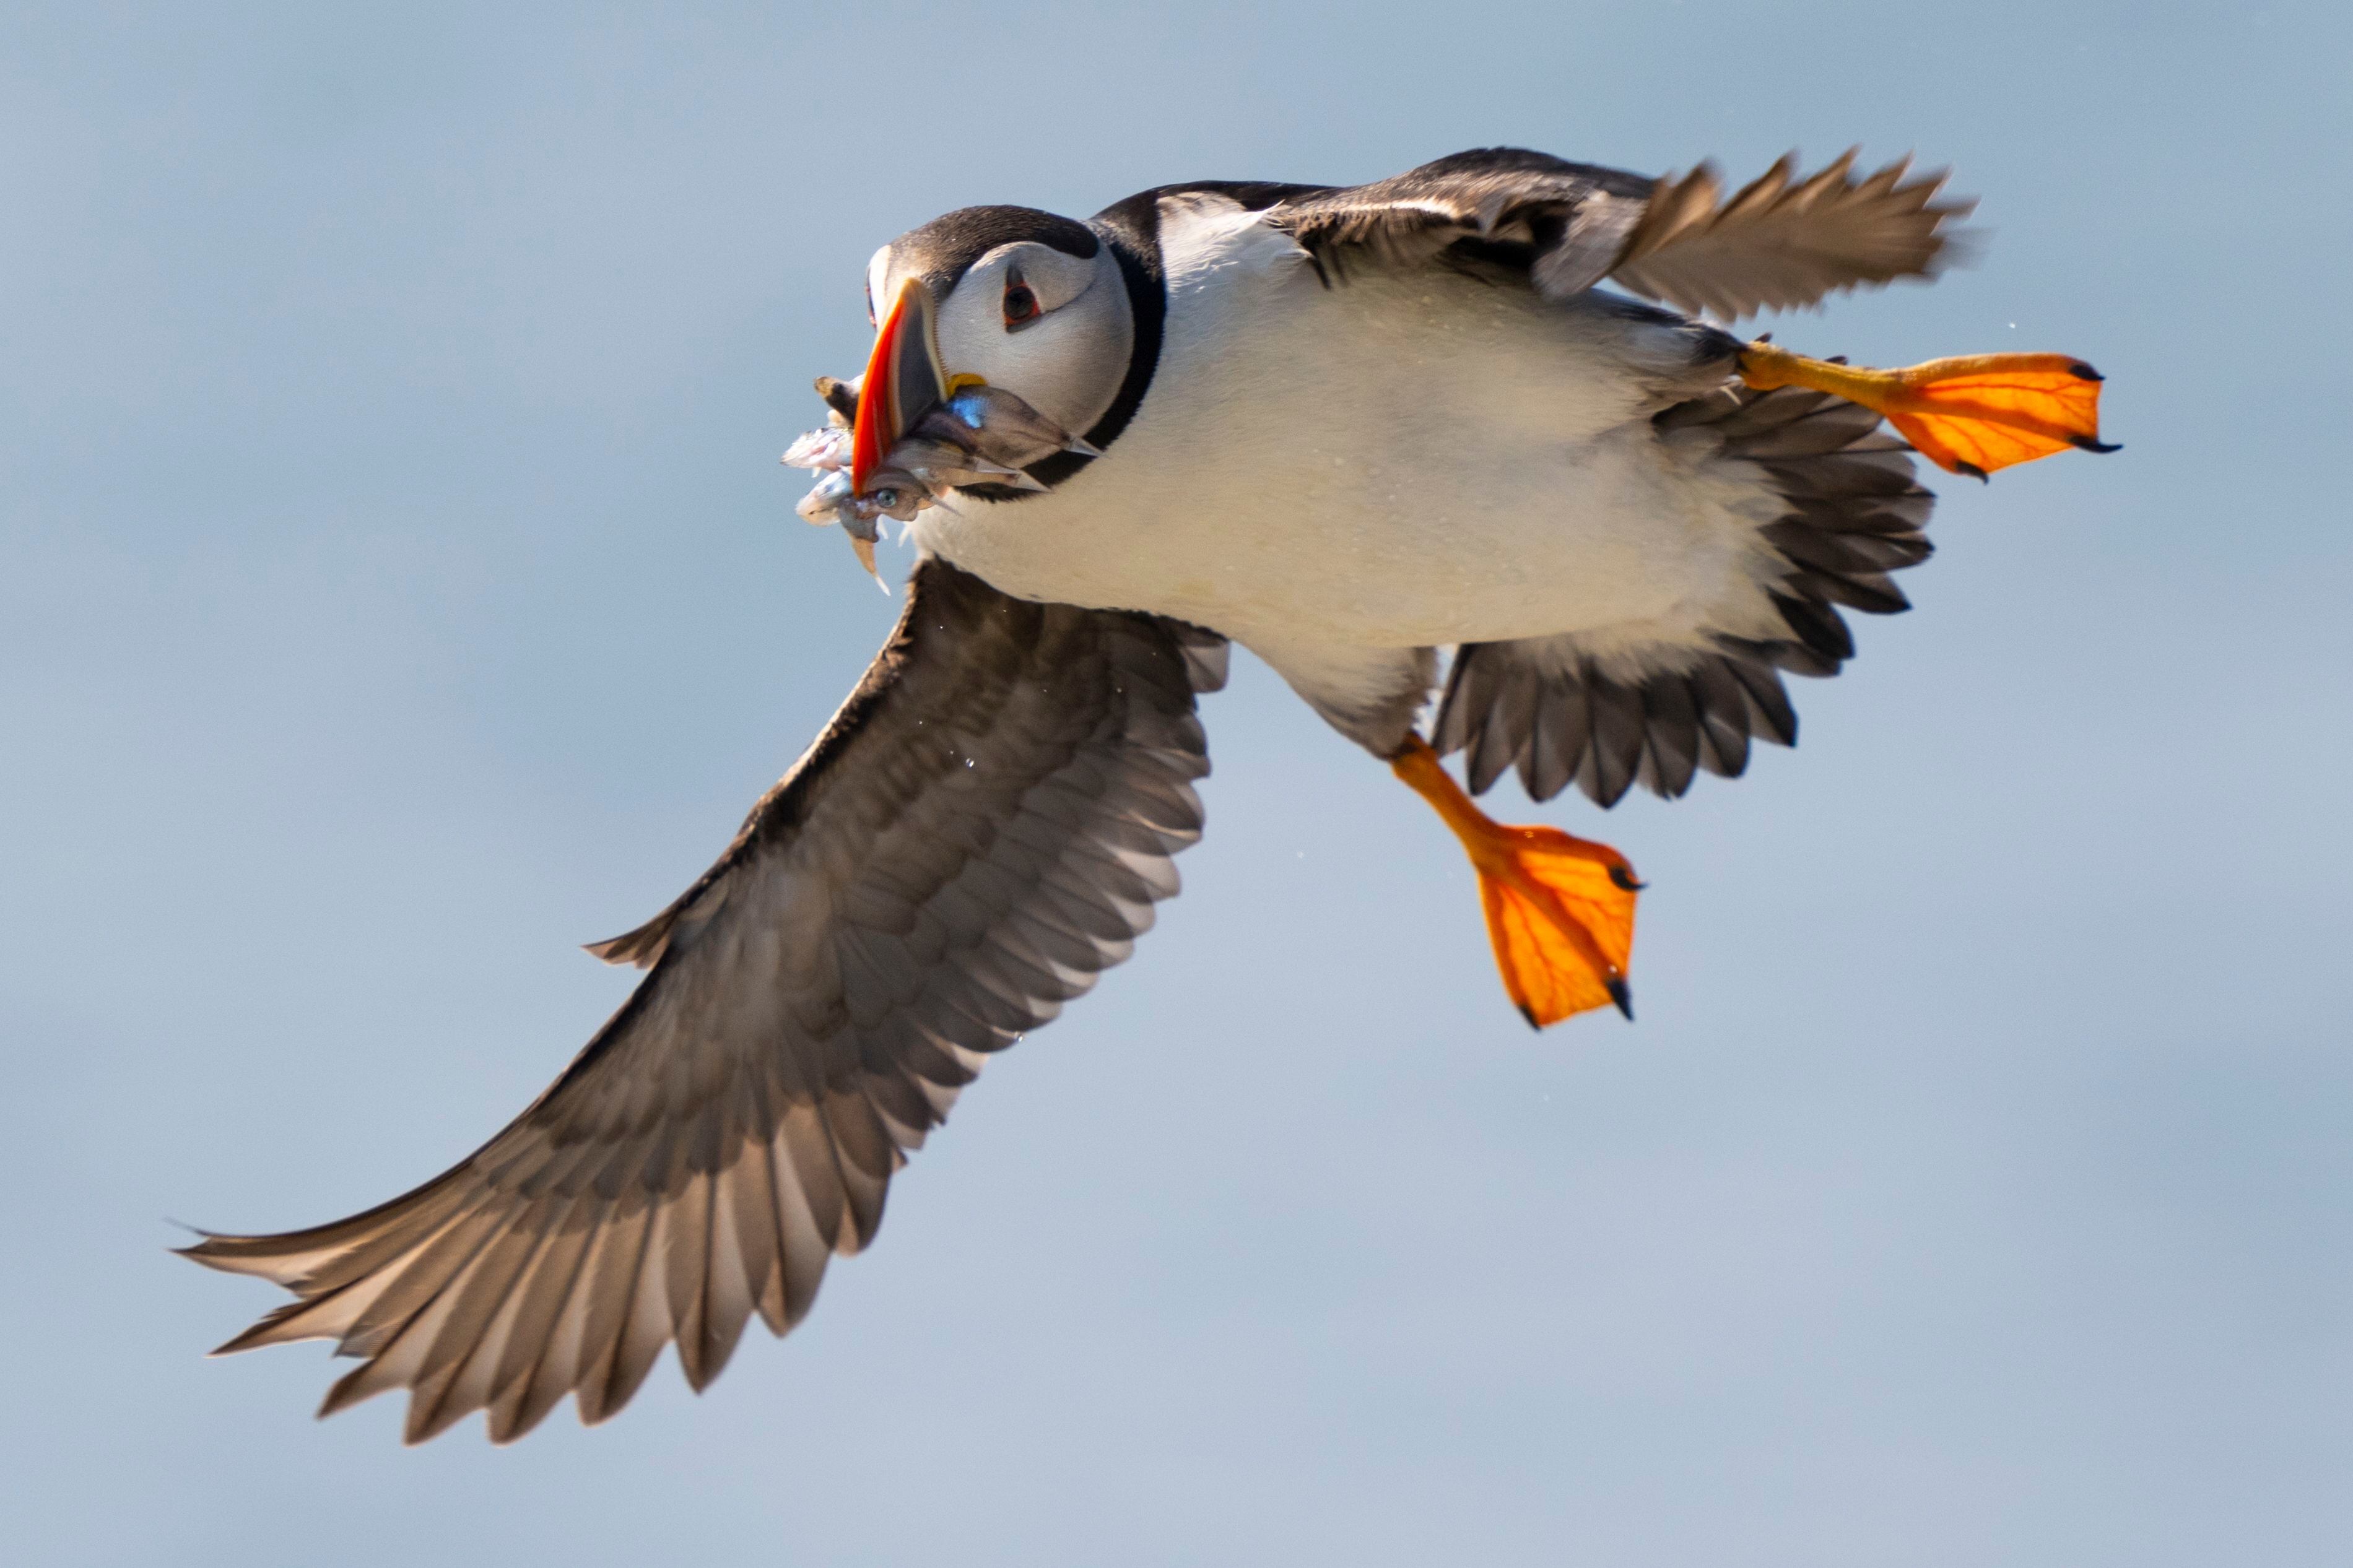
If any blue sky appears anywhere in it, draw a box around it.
[4,3,2348,1564]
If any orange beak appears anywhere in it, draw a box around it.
[850,277,949,492]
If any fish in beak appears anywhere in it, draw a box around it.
[785,279,1106,579]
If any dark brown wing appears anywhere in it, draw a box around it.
[183,558,1224,1444]
[1263,145,1972,318]
[1609,149,1974,319]
[1266,147,1655,298]
[1433,384,1935,806]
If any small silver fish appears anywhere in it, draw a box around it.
[793,446,926,581]
[850,470,931,524]
[934,384,1103,470]
[892,423,1046,492]
[812,374,859,425]
[817,485,888,582]
[782,426,853,472]
[789,375,1097,586]
[794,467,857,524]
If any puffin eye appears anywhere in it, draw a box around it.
[1002,270,1041,331]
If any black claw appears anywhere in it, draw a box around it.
[1608,865,1647,892]
[2069,362,2103,381]
[1954,459,1989,483]
[1606,977,1634,1020]
[2071,435,2123,454]
[1516,1002,1541,1031]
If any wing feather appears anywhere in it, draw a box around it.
[1256,145,1971,319]
[1611,150,1974,318]
[184,558,1221,1440]
[1435,383,1935,805]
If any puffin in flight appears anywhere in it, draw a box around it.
[185,147,2114,1443]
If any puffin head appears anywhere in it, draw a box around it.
[847,206,1137,496]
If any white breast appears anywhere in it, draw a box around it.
[911,196,1793,662]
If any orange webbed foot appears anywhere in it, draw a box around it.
[1740,342,2118,479]
[1393,738,1640,1028]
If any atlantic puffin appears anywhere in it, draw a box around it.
[185,147,2113,1442]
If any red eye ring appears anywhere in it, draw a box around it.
[1003,275,1040,330]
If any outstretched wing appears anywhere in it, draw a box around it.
[183,557,1224,1444]
[1434,383,1936,807]
[1266,145,1973,318]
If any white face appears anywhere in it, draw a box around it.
[866,238,1134,439]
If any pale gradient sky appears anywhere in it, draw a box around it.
[4,3,2349,1564]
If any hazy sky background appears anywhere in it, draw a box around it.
[4,3,2349,1564]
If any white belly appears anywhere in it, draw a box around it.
[911,206,1785,658]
